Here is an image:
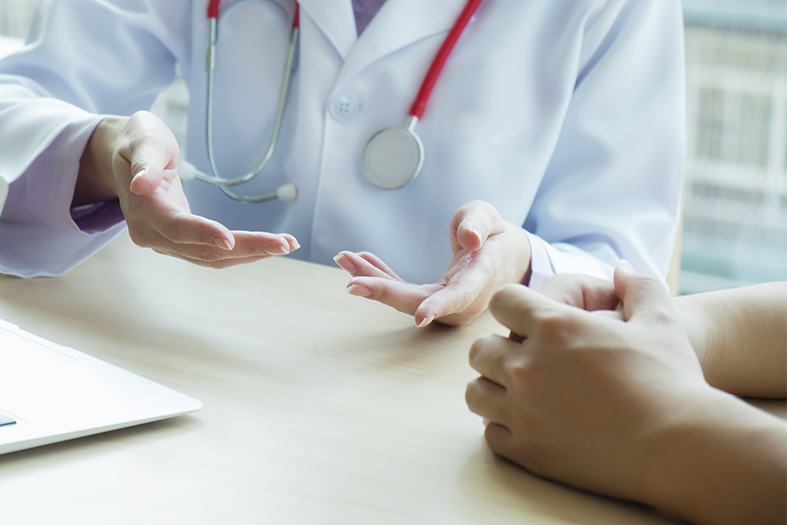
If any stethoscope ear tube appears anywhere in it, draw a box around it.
[202,23,299,187]
[194,1,300,203]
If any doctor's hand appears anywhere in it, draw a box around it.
[333,201,530,327]
[74,111,299,268]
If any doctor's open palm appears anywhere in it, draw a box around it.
[334,201,532,326]
[73,111,299,268]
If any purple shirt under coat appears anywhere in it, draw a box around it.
[352,0,388,34]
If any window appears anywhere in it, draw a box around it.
[682,0,786,293]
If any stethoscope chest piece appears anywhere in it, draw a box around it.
[361,118,424,190]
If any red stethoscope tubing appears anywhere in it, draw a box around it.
[205,0,481,121]
[409,0,482,119]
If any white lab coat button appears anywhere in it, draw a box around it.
[329,93,359,122]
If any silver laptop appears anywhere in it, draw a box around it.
[0,318,202,455]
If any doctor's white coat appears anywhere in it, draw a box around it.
[0,0,685,286]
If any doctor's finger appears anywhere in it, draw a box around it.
[451,201,506,253]
[128,197,235,250]
[357,252,405,280]
[119,112,180,195]
[146,233,296,264]
[161,251,272,269]
[415,269,489,326]
[123,148,178,197]
[333,251,402,281]
[345,276,436,318]
[223,231,300,256]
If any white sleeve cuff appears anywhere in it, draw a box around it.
[1,114,104,230]
[524,231,614,291]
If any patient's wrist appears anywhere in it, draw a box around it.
[637,389,787,524]
[672,296,713,368]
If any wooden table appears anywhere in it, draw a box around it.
[2,232,778,524]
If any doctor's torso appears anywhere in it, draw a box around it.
[179,0,606,283]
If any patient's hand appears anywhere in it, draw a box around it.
[538,272,625,320]
[465,265,709,501]
[465,264,787,524]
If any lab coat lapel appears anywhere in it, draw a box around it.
[297,0,356,59]
[334,0,467,88]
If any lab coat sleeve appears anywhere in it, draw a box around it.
[0,0,192,277]
[523,0,685,291]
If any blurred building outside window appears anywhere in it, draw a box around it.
[1,0,785,294]
[0,0,34,38]
[682,0,786,293]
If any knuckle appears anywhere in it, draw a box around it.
[374,286,391,303]
[532,310,574,344]
[158,218,186,243]
[506,360,532,385]
[244,243,268,257]
[194,243,222,262]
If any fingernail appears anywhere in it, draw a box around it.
[416,315,435,328]
[130,169,145,190]
[333,253,357,273]
[214,237,233,251]
[618,259,635,274]
[347,284,371,298]
[291,240,301,250]
[270,244,290,256]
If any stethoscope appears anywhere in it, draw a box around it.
[179,0,483,203]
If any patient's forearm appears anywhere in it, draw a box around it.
[641,391,787,525]
[675,282,787,398]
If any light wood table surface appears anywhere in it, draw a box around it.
[2,231,780,524]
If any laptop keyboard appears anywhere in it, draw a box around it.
[0,414,16,427]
